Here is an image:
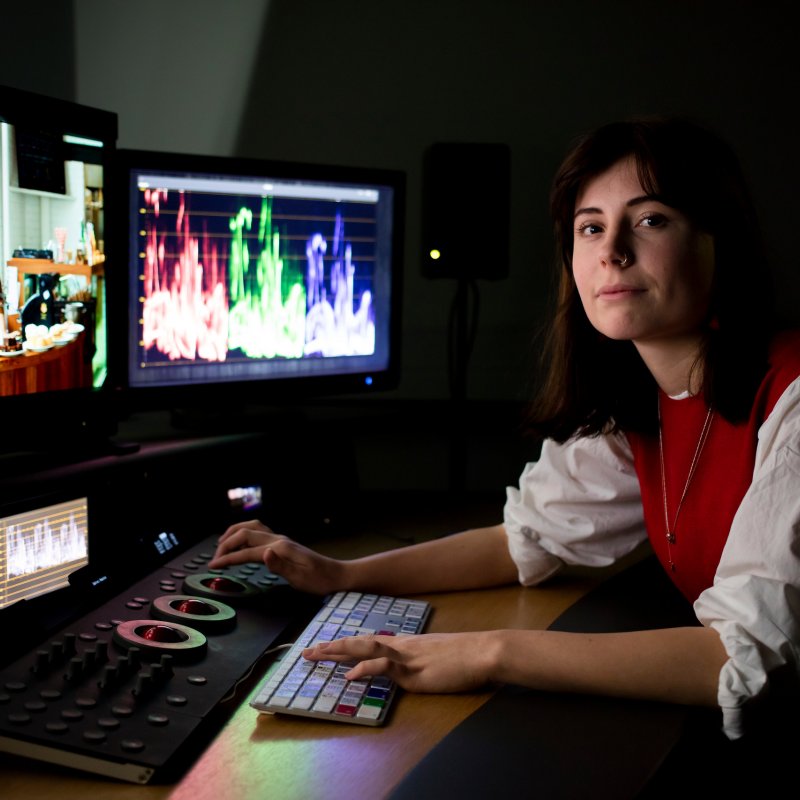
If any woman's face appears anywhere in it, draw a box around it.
[571,157,715,348]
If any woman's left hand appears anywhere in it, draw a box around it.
[302,631,497,694]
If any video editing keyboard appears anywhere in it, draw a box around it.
[251,590,431,725]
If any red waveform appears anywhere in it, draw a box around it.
[142,191,229,362]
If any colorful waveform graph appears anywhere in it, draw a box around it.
[304,210,375,357]
[141,189,230,362]
[138,183,379,370]
[227,197,307,359]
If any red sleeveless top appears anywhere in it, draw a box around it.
[627,331,800,603]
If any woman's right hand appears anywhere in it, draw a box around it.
[209,520,347,596]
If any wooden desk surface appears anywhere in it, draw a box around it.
[169,579,597,800]
[0,582,599,800]
[0,493,606,800]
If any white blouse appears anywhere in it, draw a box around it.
[503,376,800,739]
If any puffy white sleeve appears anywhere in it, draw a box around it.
[503,432,648,586]
[694,376,800,739]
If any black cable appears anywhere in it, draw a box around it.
[447,277,480,400]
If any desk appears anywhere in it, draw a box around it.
[173,580,599,800]
[0,333,90,395]
[0,547,600,799]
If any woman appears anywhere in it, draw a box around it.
[210,118,800,739]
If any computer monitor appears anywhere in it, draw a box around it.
[0,85,118,456]
[0,494,89,612]
[110,148,404,417]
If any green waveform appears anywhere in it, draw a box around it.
[227,197,306,359]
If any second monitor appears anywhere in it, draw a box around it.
[111,149,404,411]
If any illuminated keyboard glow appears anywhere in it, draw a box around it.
[251,591,431,726]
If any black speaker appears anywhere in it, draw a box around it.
[421,142,510,280]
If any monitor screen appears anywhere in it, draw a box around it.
[0,85,118,451]
[112,149,404,410]
[0,495,89,611]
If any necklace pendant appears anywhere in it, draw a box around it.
[658,399,714,577]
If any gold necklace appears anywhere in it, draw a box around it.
[657,396,714,572]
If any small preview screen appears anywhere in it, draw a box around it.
[0,497,89,610]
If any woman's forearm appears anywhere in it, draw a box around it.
[341,524,519,595]
[486,625,727,707]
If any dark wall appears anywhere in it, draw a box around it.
[3,1,797,404]
[235,0,800,402]
[0,1,75,101]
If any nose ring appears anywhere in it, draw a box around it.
[619,252,630,267]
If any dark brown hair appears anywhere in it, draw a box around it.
[528,116,772,442]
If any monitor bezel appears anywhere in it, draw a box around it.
[108,147,405,416]
[0,84,119,455]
